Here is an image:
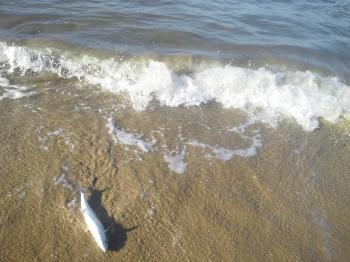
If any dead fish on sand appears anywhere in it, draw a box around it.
[80,191,108,252]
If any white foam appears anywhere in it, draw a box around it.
[107,118,154,152]
[1,42,350,131]
[47,128,65,136]
[0,89,34,101]
[0,76,9,86]
[67,197,78,211]
[147,207,156,218]
[54,174,75,192]
[0,75,35,101]
[164,148,187,174]
[187,134,262,161]
[46,128,75,151]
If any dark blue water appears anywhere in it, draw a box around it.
[1,0,350,77]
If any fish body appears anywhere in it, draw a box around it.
[80,191,108,252]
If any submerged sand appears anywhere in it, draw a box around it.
[0,77,350,261]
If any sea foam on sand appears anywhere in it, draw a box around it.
[107,118,154,152]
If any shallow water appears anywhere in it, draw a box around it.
[0,1,350,261]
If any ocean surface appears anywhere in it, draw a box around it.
[0,1,350,261]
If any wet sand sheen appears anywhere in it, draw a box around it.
[0,78,349,261]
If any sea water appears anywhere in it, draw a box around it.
[0,1,349,261]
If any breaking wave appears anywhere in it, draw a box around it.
[1,42,349,131]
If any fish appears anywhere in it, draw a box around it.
[80,191,108,252]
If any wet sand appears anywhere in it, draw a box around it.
[0,77,350,261]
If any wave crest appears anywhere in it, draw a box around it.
[1,42,349,131]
